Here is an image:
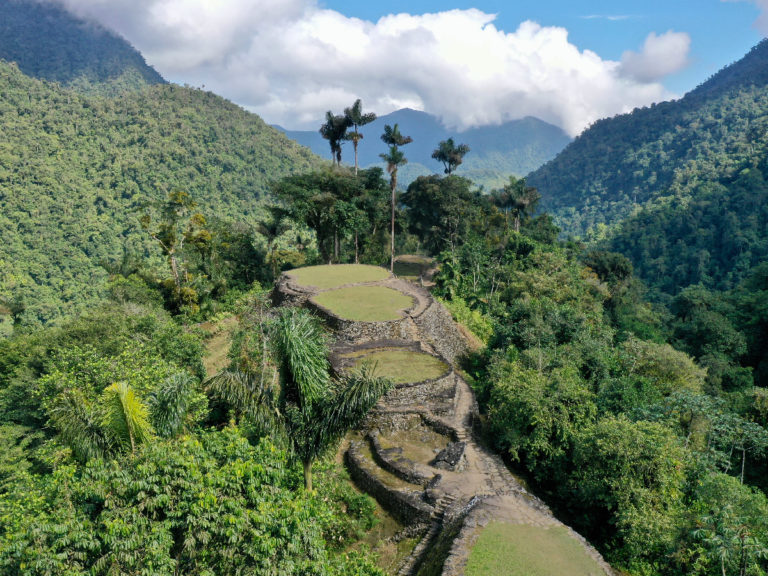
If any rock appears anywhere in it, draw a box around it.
[430,442,467,471]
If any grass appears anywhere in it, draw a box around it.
[352,349,450,384]
[465,523,606,576]
[312,286,414,322]
[288,264,390,290]
[394,255,435,282]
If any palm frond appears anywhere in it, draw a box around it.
[205,368,280,432]
[148,372,195,438]
[48,389,108,462]
[272,308,330,409]
[328,363,392,437]
[101,381,154,455]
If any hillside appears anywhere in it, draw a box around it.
[0,61,321,327]
[604,158,768,296]
[0,0,165,95]
[528,39,768,239]
[278,109,571,189]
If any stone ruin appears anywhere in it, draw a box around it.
[273,265,615,576]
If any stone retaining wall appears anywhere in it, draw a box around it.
[345,441,434,526]
[380,371,457,411]
[412,299,468,364]
[368,431,435,486]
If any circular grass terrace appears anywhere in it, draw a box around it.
[349,349,450,384]
[287,264,390,290]
[311,285,415,322]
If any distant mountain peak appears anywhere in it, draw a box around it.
[0,0,165,95]
[278,107,571,189]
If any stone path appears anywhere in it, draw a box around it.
[274,267,614,576]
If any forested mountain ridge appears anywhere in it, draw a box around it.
[0,0,165,95]
[278,109,571,189]
[528,39,768,239]
[0,60,321,328]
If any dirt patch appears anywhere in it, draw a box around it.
[201,315,238,377]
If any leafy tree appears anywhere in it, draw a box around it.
[431,137,470,174]
[571,415,686,568]
[344,99,377,175]
[402,175,489,254]
[380,124,413,271]
[490,176,540,233]
[140,189,212,313]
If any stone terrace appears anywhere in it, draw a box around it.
[273,265,615,576]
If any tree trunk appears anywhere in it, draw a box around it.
[390,173,397,273]
[355,231,359,264]
[334,230,339,262]
[169,253,181,290]
[514,215,520,233]
[354,140,359,175]
[303,459,313,491]
[741,447,746,484]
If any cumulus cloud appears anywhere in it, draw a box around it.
[619,31,691,83]
[53,0,683,136]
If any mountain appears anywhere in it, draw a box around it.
[277,109,571,189]
[0,0,165,95]
[603,149,768,296]
[528,40,768,240]
[0,61,321,327]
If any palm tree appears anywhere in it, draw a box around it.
[101,381,154,456]
[344,99,377,175]
[380,124,413,272]
[48,389,109,462]
[257,207,292,278]
[207,307,391,491]
[319,111,350,166]
[148,373,196,438]
[431,138,470,174]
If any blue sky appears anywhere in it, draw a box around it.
[57,0,768,135]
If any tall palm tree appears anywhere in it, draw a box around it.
[344,99,377,175]
[207,307,391,491]
[319,111,350,166]
[431,138,470,174]
[380,124,413,272]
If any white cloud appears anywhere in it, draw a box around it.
[619,31,691,83]
[53,0,684,136]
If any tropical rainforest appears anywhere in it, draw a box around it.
[1,2,768,575]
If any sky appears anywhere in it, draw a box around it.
[53,0,768,136]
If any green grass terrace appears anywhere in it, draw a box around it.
[346,349,451,384]
[465,523,605,576]
[286,264,390,290]
[311,286,414,322]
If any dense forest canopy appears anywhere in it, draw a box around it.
[528,39,768,242]
[0,60,321,328]
[0,0,165,95]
